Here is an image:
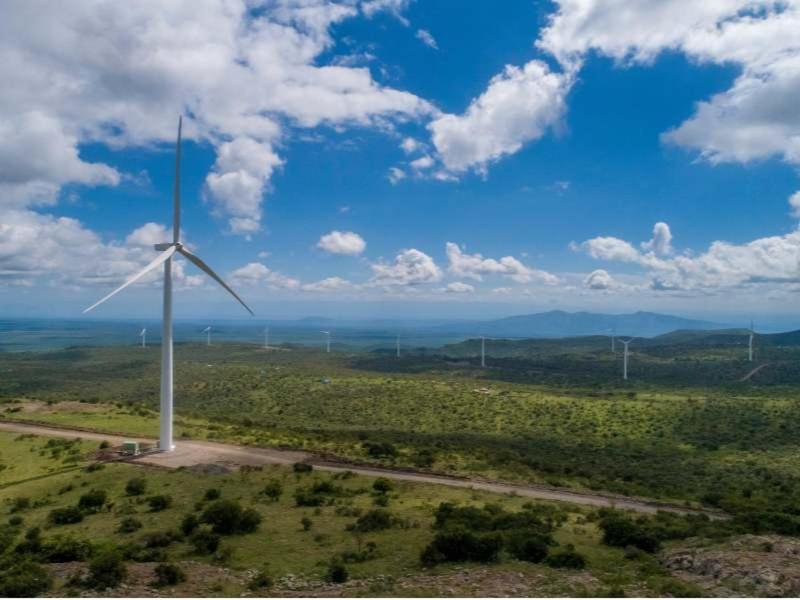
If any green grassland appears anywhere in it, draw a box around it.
[0,431,705,596]
[1,342,799,532]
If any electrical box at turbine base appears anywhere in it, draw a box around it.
[122,441,140,456]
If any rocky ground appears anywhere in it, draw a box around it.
[661,534,800,597]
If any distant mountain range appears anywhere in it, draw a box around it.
[433,310,724,339]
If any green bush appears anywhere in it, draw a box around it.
[545,545,586,569]
[117,517,142,534]
[0,560,52,597]
[40,535,93,562]
[293,462,313,474]
[326,560,349,584]
[143,530,181,548]
[180,513,199,536]
[153,563,186,587]
[261,480,283,502]
[146,495,173,512]
[204,488,221,501]
[599,513,661,553]
[77,489,107,513]
[190,529,221,554]
[124,478,147,496]
[301,516,313,531]
[372,478,394,494]
[507,532,550,563]
[248,568,272,590]
[363,441,397,458]
[10,497,30,513]
[87,550,127,589]
[48,506,84,525]
[350,509,395,533]
[201,500,261,535]
[421,529,503,566]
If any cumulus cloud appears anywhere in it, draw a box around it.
[0,0,433,233]
[387,167,407,184]
[302,276,355,292]
[789,191,800,219]
[584,269,615,290]
[370,248,442,286]
[316,230,366,256]
[429,61,573,173]
[641,222,673,256]
[416,29,438,49]
[443,281,474,294]
[400,137,421,154]
[579,218,800,291]
[538,0,800,166]
[446,242,559,284]
[229,262,300,290]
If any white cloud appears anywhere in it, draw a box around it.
[0,0,433,234]
[416,29,438,49]
[428,61,573,173]
[400,137,421,154]
[410,155,434,171]
[538,0,800,166]
[361,0,412,24]
[580,220,800,291]
[641,222,673,256]
[370,248,442,286]
[584,269,615,290]
[446,242,559,284]
[302,276,355,292]
[125,223,172,248]
[789,191,800,219]
[443,281,474,294]
[229,261,300,290]
[317,230,366,256]
[387,167,407,185]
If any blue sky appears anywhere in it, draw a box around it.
[2,0,800,324]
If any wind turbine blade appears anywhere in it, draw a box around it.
[173,116,182,244]
[83,246,176,314]
[177,247,254,316]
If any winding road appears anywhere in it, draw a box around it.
[0,420,724,518]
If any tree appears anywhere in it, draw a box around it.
[201,500,261,535]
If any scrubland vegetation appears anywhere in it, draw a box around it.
[0,337,799,594]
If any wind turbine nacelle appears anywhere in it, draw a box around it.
[154,243,174,251]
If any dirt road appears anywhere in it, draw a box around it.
[739,362,771,382]
[0,420,722,518]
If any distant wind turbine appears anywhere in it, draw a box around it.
[203,326,212,346]
[140,328,147,348]
[480,336,486,368]
[83,116,253,452]
[264,326,270,350]
[396,333,401,358]
[748,321,754,362]
[620,338,634,381]
[321,330,331,353]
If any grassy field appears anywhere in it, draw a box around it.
[0,430,706,597]
[1,343,799,533]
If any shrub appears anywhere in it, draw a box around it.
[0,560,52,597]
[293,462,313,474]
[507,532,550,563]
[372,478,394,494]
[78,489,107,513]
[599,514,661,553]
[350,509,394,533]
[420,529,502,566]
[326,560,349,584]
[10,497,30,513]
[48,506,84,525]
[143,530,181,548]
[117,517,142,534]
[146,495,172,512]
[125,478,147,496]
[153,563,186,587]
[190,530,220,554]
[262,480,283,502]
[40,535,93,562]
[545,546,587,569]
[204,488,221,501]
[248,568,272,590]
[14,527,42,555]
[180,513,199,536]
[8,515,23,527]
[99,440,110,449]
[87,550,127,589]
[363,441,397,458]
[201,500,261,535]
[294,490,325,507]
[301,517,313,531]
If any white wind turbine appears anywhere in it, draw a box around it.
[264,326,270,350]
[480,336,486,368]
[748,320,754,362]
[203,326,212,346]
[321,330,331,353]
[83,117,253,452]
[620,338,634,381]
[140,327,147,348]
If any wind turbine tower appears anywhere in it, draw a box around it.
[203,326,212,347]
[321,330,331,353]
[748,321,754,362]
[621,338,633,381]
[140,328,147,348]
[396,333,401,358]
[264,326,270,350]
[480,336,486,368]
[83,117,253,452]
